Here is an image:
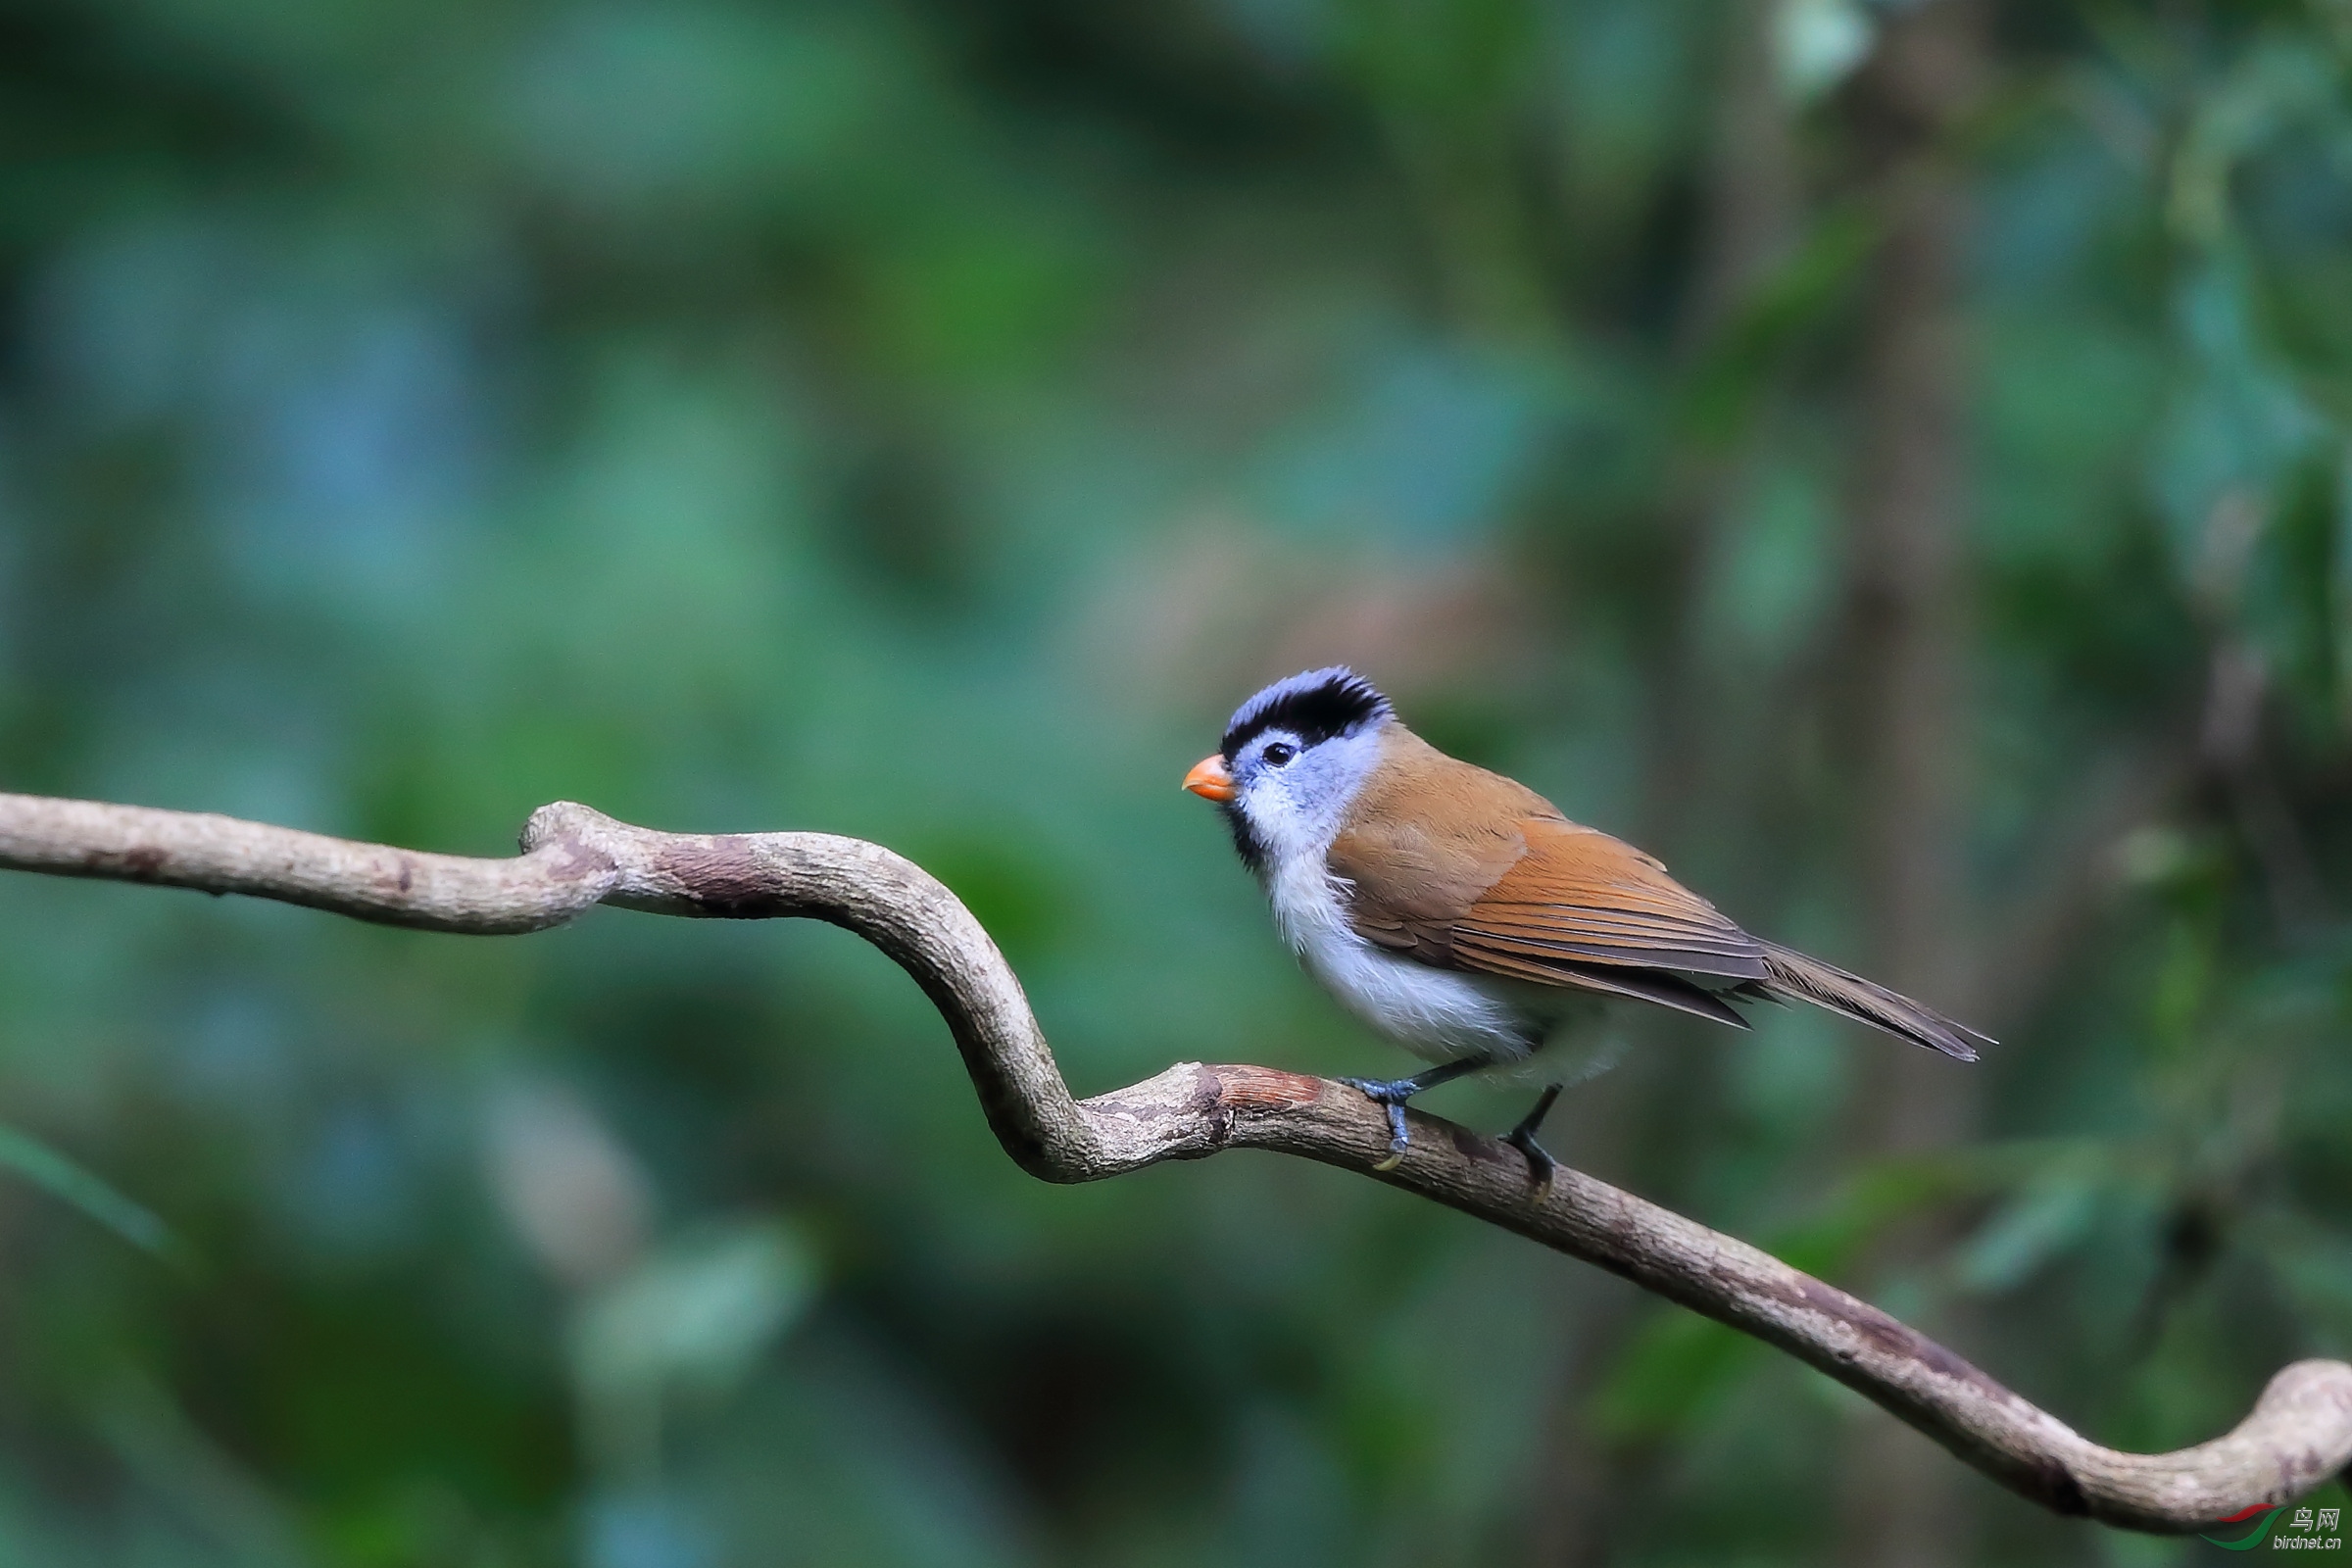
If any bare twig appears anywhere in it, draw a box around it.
[1,791,2346,1533]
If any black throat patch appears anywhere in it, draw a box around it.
[1218,800,1269,875]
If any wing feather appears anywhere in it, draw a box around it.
[1449,818,1769,982]
[1325,728,1765,1020]
[1451,947,1753,1028]
[1324,727,1987,1052]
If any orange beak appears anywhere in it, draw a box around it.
[1183,753,1236,803]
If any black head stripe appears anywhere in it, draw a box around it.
[1221,666,1393,760]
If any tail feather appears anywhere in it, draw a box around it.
[1757,944,1989,1062]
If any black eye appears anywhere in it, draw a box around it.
[1263,742,1297,767]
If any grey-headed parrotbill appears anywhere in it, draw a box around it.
[1183,667,1988,1176]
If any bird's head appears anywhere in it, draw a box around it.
[1184,666,1394,873]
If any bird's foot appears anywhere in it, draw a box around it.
[1505,1126,1557,1187]
[1339,1057,1494,1170]
[1337,1076,1415,1167]
[1337,1074,1427,1104]
[1505,1084,1563,1188]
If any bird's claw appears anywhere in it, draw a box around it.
[1504,1084,1562,1189]
[1341,1077,1415,1166]
[1338,1075,1419,1104]
[1506,1127,1556,1188]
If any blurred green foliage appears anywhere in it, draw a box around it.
[2,0,2351,1563]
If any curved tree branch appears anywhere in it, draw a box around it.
[2,791,2346,1533]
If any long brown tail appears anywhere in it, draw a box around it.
[1754,943,1990,1061]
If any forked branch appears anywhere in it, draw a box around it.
[1,791,2345,1533]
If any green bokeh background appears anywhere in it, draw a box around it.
[3,0,2351,1563]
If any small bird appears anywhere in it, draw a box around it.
[1183,667,1989,1178]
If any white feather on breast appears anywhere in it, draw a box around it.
[1262,851,1540,1064]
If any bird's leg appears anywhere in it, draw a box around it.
[1338,1055,1493,1169]
[1505,1085,1563,1186]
